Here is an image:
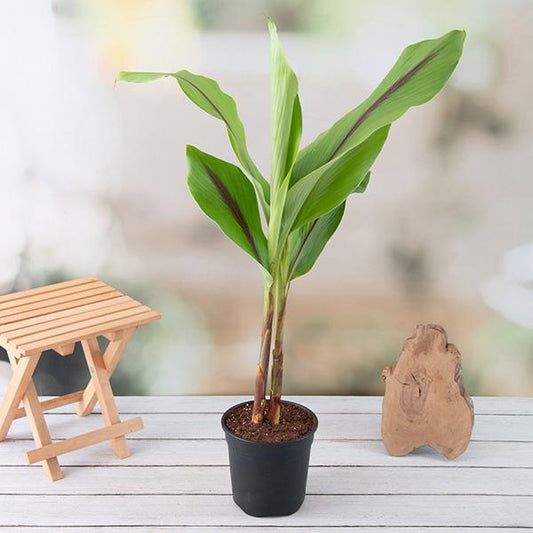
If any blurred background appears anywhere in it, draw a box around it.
[0,0,532,397]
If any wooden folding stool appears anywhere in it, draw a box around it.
[0,277,160,480]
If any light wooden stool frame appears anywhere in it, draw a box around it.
[0,277,160,480]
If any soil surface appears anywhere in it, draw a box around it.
[224,401,315,443]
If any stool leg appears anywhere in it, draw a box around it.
[81,337,130,459]
[76,328,135,417]
[22,382,63,481]
[0,353,41,441]
[4,349,63,480]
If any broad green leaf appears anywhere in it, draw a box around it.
[354,171,371,193]
[268,18,301,194]
[291,29,465,183]
[288,202,345,280]
[286,95,302,179]
[282,125,389,237]
[117,70,270,214]
[287,169,370,281]
[267,174,290,267]
[186,145,268,268]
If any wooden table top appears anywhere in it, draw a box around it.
[0,278,160,357]
[0,395,531,530]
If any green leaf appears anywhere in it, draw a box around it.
[288,202,345,280]
[186,145,268,268]
[291,29,465,183]
[115,72,168,84]
[353,171,371,193]
[267,174,290,266]
[268,18,301,193]
[286,168,368,281]
[282,125,389,236]
[287,168,370,281]
[286,95,302,179]
[117,69,270,214]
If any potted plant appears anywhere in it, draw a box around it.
[117,19,465,517]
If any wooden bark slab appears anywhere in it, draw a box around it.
[381,324,474,459]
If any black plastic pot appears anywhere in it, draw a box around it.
[221,400,318,517]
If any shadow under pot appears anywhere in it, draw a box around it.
[221,400,318,517]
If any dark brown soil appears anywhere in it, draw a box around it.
[224,401,315,443]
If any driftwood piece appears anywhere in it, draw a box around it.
[381,324,474,459]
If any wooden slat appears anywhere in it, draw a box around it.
[1,439,531,468]
[15,306,154,349]
[0,292,125,327]
[13,390,84,420]
[20,382,63,481]
[0,279,105,312]
[6,394,529,419]
[0,494,531,527]
[0,466,529,496]
[0,396,530,530]
[20,310,160,356]
[0,286,119,319]
[25,417,144,464]
[7,411,533,442]
[0,295,133,334]
[55,343,76,356]
[4,299,142,343]
[0,277,97,305]
[43,395,532,416]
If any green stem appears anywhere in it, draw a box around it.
[269,267,289,425]
[251,286,274,424]
[265,171,290,425]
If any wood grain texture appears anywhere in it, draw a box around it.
[0,396,530,529]
[21,310,159,356]
[4,438,533,468]
[19,382,63,480]
[52,394,533,415]
[382,324,474,459]
[0,494,531,527]
[0,278,100,308]
[0,354,40,440]
[0,296,132,333]
[0,286,116,320]
[0,465,530,496]
[5,347,63,481]
[0,277,160,356]
[0,278,97,304]
[4,412,532,441]
[54,343,76,356]
[77,328,135,417]
[0,278,159,480]
[81,337,131,458]
[25,417,143,464]
[14,390,84,420]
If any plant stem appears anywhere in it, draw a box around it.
[251,287,274,424]
[269,274,288,425]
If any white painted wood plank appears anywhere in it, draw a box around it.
[0,465,530,496]
[1,529,528,533]
[1,439,532,468]
[1,396,531,530]
[0,495,531,527]
[43,396,533,415]
[5,412,532,442]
